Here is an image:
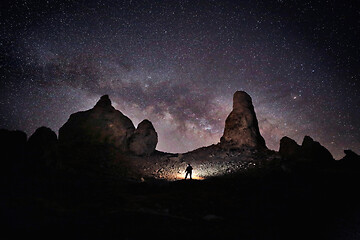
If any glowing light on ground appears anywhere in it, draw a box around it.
[175,172,205,180]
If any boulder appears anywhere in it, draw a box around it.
[279,136,301,160]
[59,95,135,151]
[27,126,58,166]
[278,135,334,171]
[337,150,360,167]
[301,136,334,163]
[220,91,266,149]
[129,119,158,156]
[342,149,360,161]
[58,95,135,167]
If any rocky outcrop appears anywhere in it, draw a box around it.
[59,95,135,152]
[27,126,58,166]
[220,91,266,149]
[58,95,136,167]
[301,136,334,163]
[337,150,360,168]
[279,136,334,170]
[58,95,161,169]
[129,120,158,156]
[341,149,360,161]
[279,136,302,160]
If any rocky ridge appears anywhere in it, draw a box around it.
[2,91,359,180]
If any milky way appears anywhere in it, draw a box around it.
[1,0,359,158]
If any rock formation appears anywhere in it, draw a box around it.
[129,119,158,156]
[337,150,360,167]
[58,95,136,167]
[301,136,334,163]
[58,95,160,169]
[341,149,360,161]
[220,91,266,149]
[279,136,302,160]
[59,95,135,152]
[279,135,334,167]
[27,126,58,166]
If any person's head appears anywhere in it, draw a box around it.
[188,163,191,166]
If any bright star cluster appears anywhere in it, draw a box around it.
[1,0,359,158]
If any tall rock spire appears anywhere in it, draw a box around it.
[220,91,266,149]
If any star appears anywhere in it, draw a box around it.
[0,0,359,159]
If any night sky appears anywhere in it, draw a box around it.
[1,0,359,158]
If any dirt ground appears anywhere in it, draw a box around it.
[3,161,360,240]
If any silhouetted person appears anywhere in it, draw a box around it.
[185,163,193,179]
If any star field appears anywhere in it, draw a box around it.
[1,0,359,158]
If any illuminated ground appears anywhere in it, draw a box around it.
[126,144,279,180]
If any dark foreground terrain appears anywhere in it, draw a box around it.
[2,92,359,239]
[2,164,360,240]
